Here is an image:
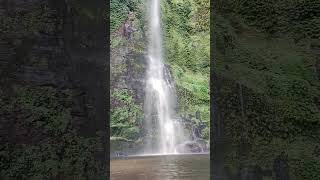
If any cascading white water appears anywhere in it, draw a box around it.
[144,0,183,154]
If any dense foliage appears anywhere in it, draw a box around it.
[218,0,320,40]
[0,1,107,178]
[110,0,147,152]
[111,89,143,141]
[110,0,145,32]
[0,86,104,179]
[214,1,320,179]
[162,0,210,141]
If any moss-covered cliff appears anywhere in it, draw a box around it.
[213,0,320,179]
[110,0,147,154]
[110,0,210,154]
[0,0,108,179]
[162,0,210,142]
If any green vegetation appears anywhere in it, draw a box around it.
[110,0,210,151]
[111,89,143,141]
[215,0,320,179]
[110,0,147,152]
[0,86,103,179]
[0,2,107,178]
[217,0,320,40]
[162,0,210,141]
[110,0,145,32]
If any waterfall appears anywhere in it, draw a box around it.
[144,0,183,154]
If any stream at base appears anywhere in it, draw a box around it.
[110,154,210,180]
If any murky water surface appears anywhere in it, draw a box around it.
[110,154,210,180]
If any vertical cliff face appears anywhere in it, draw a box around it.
[213,1,320,179]
[110,0,211,154]
[0,0,108,178]
[161,0,210,143]
[110,6,148,153]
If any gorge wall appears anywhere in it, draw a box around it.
[110,0,210,154]
[0,0,108,179]
[213,0,320,179]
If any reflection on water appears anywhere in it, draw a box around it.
[110,154,210,180]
